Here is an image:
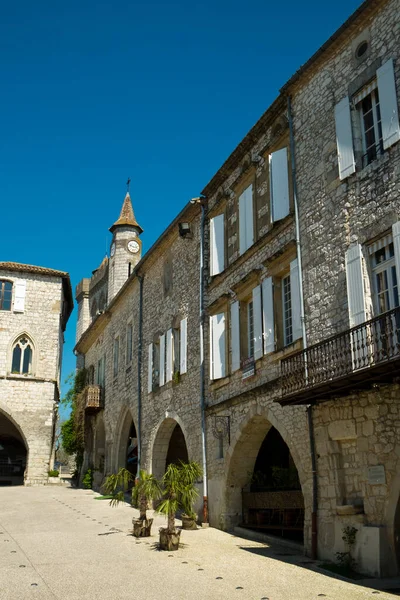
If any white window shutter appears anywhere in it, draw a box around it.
[377,58,400,150]
[210,214,225,276]
[262,277,275,354]
[239,185,254,255]
[345,244,367,326]
[290,259,302,342]
[230,301,240,372]
[335,97,356,180]
[14,280,26,313]
[159,334,165,386]
[147,343,153,393]
[180,318,187,374]
[270,148,290,222]
[392,221,400,284]
[166,328,173,382]
[252,285,263,360]
[210,313,226,380]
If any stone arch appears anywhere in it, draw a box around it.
[150,412,190,481]
[221,405,307,532]
[114,406,137,475]
[0,404,29,485]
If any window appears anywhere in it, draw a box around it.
[356,84,383,167]
[239,184,254,255]
[210,214,225,276]
[126,324,133,363]
[173,327,180,374]
[87,365,95,385]
[282,275,293,346]
[335,58,400,180]
[247,301,254,359]
[11,337,33,375]
[113,338,119,377]
[97,356,105,387]
[210,312,226,380]
[0,281,12,311]
[370,240,399,315]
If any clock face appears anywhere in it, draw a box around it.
[110,242,116,257]
[128,240,140,254]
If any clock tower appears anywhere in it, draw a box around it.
[108,192,143,302]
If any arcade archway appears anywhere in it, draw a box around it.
[0,410,28,486]
[152,418,189,481]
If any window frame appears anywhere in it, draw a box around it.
[0,280,13,311]
[282,274,293,347]
[11,336,33,375]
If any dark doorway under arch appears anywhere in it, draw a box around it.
[126,421,138,478]
[152,419,189,481]
[0,412,27,486]
[165,424,189,471]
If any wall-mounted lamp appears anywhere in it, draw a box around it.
[178,222,191,237]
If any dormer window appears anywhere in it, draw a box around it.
[0,280,12,311]
[12,337,33,375]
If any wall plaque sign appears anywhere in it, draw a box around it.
[368,465,386,485]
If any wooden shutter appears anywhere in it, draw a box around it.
[166,328,173,382]
[210,214,225,276]
[252,285,263,360]
[345,244,367,326]
[392,221,400,285]
[210,313,226,380]
[14,280,26,313]
[377,58,400,150]
[239,185,254,254]
[262,277,275,354]
[270,148,290,222]
[147,343,153,393]
[159,334,165,386]
[290,258,302,341]
[230,301,240,372]
[335,97,356,180]
[180,318,187,374]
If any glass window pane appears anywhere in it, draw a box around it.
[12,346,21,373]
[22,346,32,374]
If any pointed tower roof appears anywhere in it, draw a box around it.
[109,192,143,234]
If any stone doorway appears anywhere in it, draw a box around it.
[0,411,28,486]
[152,418,189,481]
[115,409,137,478]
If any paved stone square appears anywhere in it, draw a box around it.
[0,486,397,600]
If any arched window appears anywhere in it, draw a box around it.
[11,337,33,375]
[0,280,13,311]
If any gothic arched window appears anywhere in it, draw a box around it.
[11,337,33,375]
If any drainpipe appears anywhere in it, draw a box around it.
[191,196,209,524]
[287,95,318,559]
[136,273,144,480]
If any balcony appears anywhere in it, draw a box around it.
[81,385,104,412]
[279,307,400,405]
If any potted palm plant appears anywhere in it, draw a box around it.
[102,468,162,537]
[157,461,202,551]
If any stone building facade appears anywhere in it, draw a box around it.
[75,194,204,502]
[76,0,400,578]
[0,263,72,485]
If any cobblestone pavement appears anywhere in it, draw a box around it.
[0,486,397,600]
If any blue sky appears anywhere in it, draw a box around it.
[0,0,362,419]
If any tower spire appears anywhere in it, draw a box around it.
[109,187,143,234]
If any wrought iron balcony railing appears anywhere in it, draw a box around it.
[82,384,104,412]
[280,306,400,405]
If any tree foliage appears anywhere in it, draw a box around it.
[60,370,87,468]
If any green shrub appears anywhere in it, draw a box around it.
[82,468,93,489]
[48,469,59,477]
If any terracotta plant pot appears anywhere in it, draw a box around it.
[159,528,181,551]
[132,518,153,537]
[181,514,197,530]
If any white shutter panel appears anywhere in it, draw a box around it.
[335,97,356,180]
[180,318,187,374]
[209,316,214,379]
[147,343,153,393]
[290,259,302,341]
[239,190,247,255]
[159,334,165,386]
[270,148,290,222]
[166,328,173,382]
[230,301,240,372]
[392,222,400,284]
[245,185,254,250]
[252,286,263,360]
[345,244,367,326]
[262,277,275,354]
[210,214,225,276]
[14,279,26,313]
[210,313,226,380]
[377,58,400,150]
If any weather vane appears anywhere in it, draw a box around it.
[126,177,131,192]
